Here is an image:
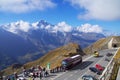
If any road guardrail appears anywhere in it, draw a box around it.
[99,48,120,80]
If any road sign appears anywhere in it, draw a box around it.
[47,62,50,70]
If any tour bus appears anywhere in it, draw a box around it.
[61,55,82,69]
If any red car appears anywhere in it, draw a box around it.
[95,64,104,71]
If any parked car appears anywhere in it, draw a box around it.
[95,64,104,71]
[89,67,101,75]
[105,58,110,62]
[93,51,99,57]
[106,53,113,57]
[17,77,26,80]
[82,75,97,80]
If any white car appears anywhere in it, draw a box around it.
[17,77,26,80]
[82,75,97,80]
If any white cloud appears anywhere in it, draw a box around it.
[2,20,103,34]
[76,23,103,33]
[16,20,31,32]
[32,22,39,29]
[66,0,120,20]
[54,21,72,32]
[0,0,56,13]
[4,20,32,33]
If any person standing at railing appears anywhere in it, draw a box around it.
[14,72,18,80]
[39,71,43,80]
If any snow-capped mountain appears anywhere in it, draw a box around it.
[0,20,113,70]
[2,20,119,36]
[0,28,42,70]
[2,20,73,35]
[1,20,107,47]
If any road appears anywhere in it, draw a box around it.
[42,48,117,80]
[17,48,117,80]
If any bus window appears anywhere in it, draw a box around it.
[62,61,67,66]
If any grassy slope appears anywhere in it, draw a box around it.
[2,43,84,75]
[84,36,120,54]
[84,38,107,54]
[2,36,120,76]
[24,43,84,69]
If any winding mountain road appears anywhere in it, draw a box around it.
[18,48,117,80]
[43,48,117,80]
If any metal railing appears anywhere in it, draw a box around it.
[99,48,120,80]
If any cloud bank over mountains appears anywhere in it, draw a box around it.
[2,20,104,34]
[76,23,103,33]
[55,21,73,32]
[0,0,56,13]
[67,0,120,20]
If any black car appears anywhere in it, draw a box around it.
[82,75,97,80]
[89,67,101,75]
[105,58,110,62]
[106,53,113,57]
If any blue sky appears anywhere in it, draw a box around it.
[0,0,120,33]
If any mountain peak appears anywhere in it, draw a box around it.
[1,20,119,36]
[37,20,51,27]
[40,20,47,23]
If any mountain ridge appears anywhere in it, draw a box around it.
[2,20,119,36]
[1,20,106,49]
[1,36,120,76]
[84,36,120,54]
[0,20,106,70]
[1,43,85,75]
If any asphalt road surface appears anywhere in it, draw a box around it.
[41,48,117,80]
[17,48,117,80]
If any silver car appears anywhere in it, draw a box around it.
[82,75,97,80]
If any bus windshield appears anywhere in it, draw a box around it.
[62,60,67,66]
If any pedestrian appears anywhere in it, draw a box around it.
[39,71,42,80]
[53,68,55,73]
[11,76,15,80]
[62,66,66,72]
[7,77,10,80]
[45,70,49,77]
[37,65,41,71]
[60,65,62,72]
[33,72,36,78]
[14,72,18,80]
[56,66,59,72]
[28,77,32,80]
[42,67,46,77]
[0,76,3,80]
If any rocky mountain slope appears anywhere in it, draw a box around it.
[84,36,120,54]
[1,43,85,75]
[0,28,41,70]
[0,20,105,70]
[2,36,120,76]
